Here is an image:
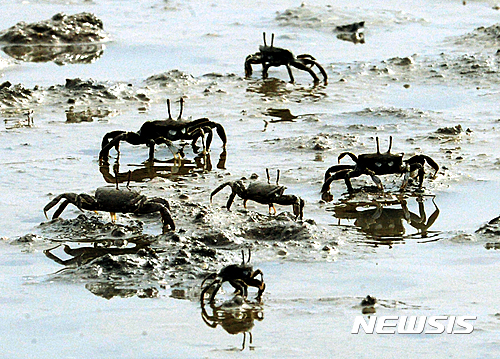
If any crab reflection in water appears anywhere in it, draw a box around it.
[43,236,154,267]
[201,296,264,351]
[329,194,440,245]
[99,149,227,184]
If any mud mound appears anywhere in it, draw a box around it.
[0,12,108,45]
[341,51,500,87]
[29,192,339,298]
[476,215,500,237]
[0,81,35,108]
[39,213,145,242]
[455,23,500,47]
[275,4,425,30]
[44,77,147,107]
[146,70,197,87]
[476,215,500,250]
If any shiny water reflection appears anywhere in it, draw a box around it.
[43,236,152,267]
[2,43,105,65]
[201,297,264,351]
[246,78,327,102]
[330,195,440,245]
[85,282,159,300]
[2,44,105,65]
[43,236,161,299]
[99,150,227,184]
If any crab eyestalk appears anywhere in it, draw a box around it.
[177,97,184,120]
[167,99,172,119]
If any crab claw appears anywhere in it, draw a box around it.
[401,170,410,190]
[370,174,384,191]
[166,141,180,158]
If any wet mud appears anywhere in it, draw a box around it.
[11,174,337,300]
[0,12,107,45]
[2,53,497,299]
[1,3,500,357]
[0,12,107,65]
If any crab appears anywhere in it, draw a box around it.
[321,137,439,195]
[210,169,304,220]
[43,186,175,233]
[99,98,227,163]
[244,32,328,84]
[200,249,266,304]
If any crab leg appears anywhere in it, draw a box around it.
[285,64,295,83]
[262,63,272,79]
[244,53,261,77]
[290,61,320,83]
[321,168,353,193]
[295,56,328,84]
[251,269,264,281]
[245,276,266,301]
[211,182,240,211]
[51,199,71,219]
[324,164,356,182]
[201,273,217,289]
[338,152,358,164]
[44,193,83,219]
[214,122,227,149]
[229,279,248,297]
[208,281,223,303]
[200,278,220,303]
[205,127,213,151]
[159,206,175,232]
[99,131,127,160]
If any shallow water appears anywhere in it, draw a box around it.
[1,0,500,357]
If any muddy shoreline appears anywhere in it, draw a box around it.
[1,1,500,357]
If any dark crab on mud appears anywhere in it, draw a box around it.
[245,32,328,84]
[211,169,305,220]
[321,137,439,197]
[99,98,227,163]
[200,249,265,304]
[44,186,175,233]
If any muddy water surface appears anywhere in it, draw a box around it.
[1,0,500,358]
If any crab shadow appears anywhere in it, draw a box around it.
[201,296,264,351]
[328,193,441,246]
[99,149,227,184]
